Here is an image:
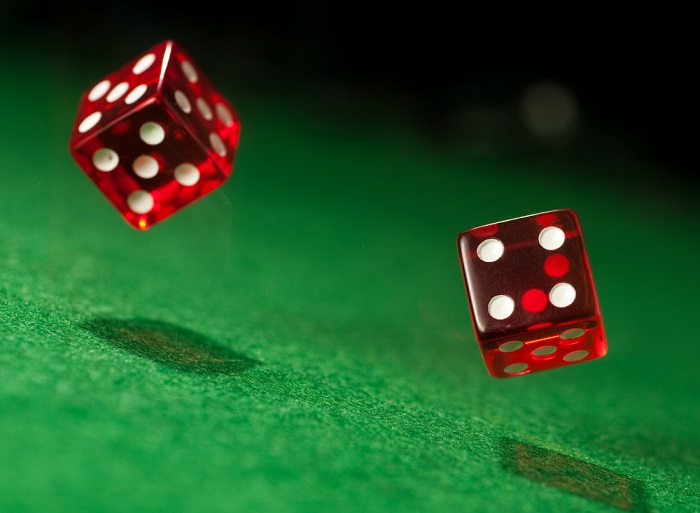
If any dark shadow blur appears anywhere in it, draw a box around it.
[500,437,649,511]
[83,318,261,374]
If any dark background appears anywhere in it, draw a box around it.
[1,2,695,194]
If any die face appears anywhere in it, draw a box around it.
[457,209,607,378]
[70,101,225,230]
[69,40,240,230]
[70,41,170,147]
[482,318,606,378]
[458,209,600,340]
[160,42,241,176]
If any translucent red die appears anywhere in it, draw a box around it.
[457,209,607,378]
[68,40,241,230]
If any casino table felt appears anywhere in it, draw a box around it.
[1,49,699,513]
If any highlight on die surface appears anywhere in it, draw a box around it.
[456,209,607,378]
[68,40,241,230]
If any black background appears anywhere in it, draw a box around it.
[1,2,695,193]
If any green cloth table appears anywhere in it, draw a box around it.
[1,45,698,513]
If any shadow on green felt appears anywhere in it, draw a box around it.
[82,318,262,374]
[500,437,649,512]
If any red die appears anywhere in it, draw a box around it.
[456,209,607,378]
[68,40,241,230]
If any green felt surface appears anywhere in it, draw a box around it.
[1,50,699,513]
